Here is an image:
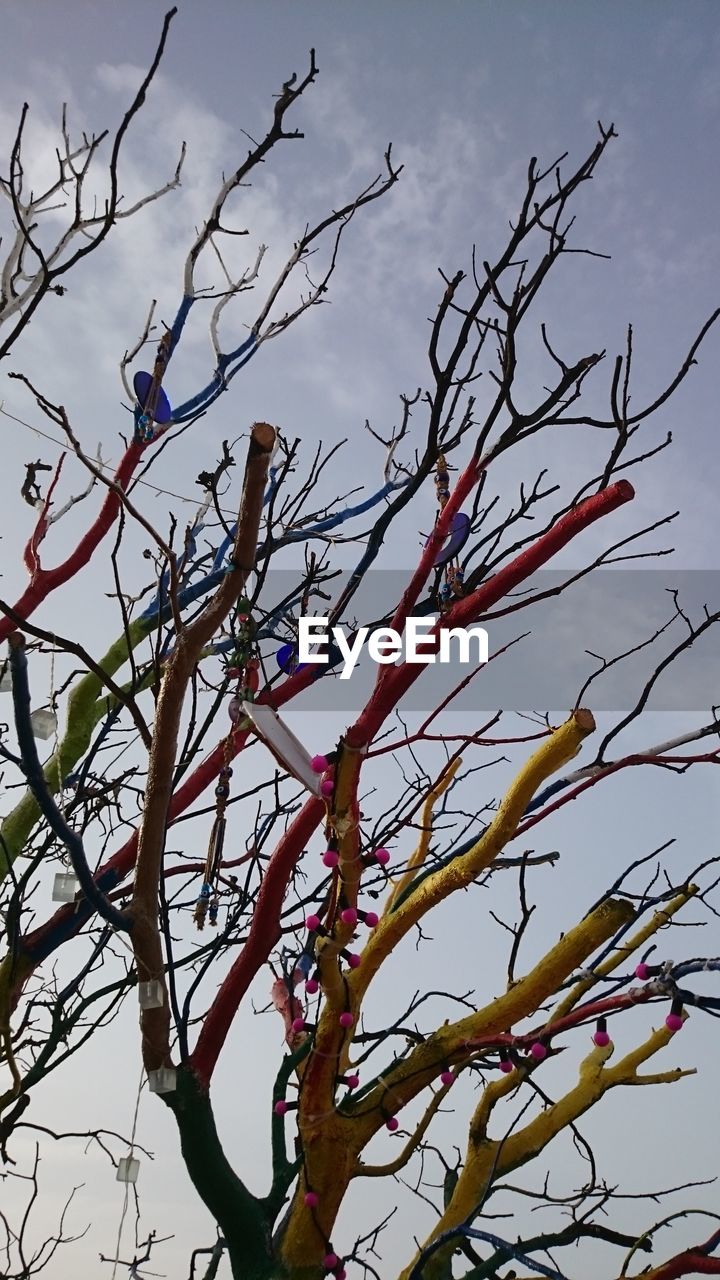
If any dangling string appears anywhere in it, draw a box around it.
[194,598,258,929]
[111,1066,144,1280]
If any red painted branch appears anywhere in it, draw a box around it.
[463,986,654,1053]
[190,795,325,1088]
[641,1228,720,1279]
[386,451,482,635]
[347,480,635,748]
[1,442,144,643]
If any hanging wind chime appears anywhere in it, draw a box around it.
[194,598,258,930]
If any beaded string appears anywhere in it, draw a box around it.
[434,453,464,612]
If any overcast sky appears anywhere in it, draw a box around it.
[1,3,720,1278]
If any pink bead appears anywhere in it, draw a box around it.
[337,1271,347,1280]
[340,908,358,926]
[530,1041,547,1060]
[593,1031,611,1047]
[347,953,361,969]
[635,962,651,980]
[306,914,321,931]
[386,1116,399,1131]
[345,1074,360,1089]
[291,1017,305,1033]
[374,847,390,865]
[440,1070,455,1086]
[305,978,319,995]
[320,778,334,797]
[499,1058,514,1074]
[323,849,339,868]
[304,1191,319,1208]
[323,1254,338,1270]
[311,755,329,773]
[274,1100,288,1115]
[665,1012,683,1032]
[363,911,379,928]
[339,1012,354,1029]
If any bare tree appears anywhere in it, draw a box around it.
[1,18,720,1280]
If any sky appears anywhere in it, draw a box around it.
[1,3,720,1278]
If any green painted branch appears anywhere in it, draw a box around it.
[165,1069,276,1280]
[0,618,144,879]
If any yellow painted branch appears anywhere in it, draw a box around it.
[352,894,634,1146]
[552,885,697,1021]
[350,709,596,1004]
[401,1017,692,1280]
[384,757,461,914]
[354,1078,453,1178]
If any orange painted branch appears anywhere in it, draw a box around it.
[347,480,635,748]
[190,796,324,1087]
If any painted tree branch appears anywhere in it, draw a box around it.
[130,422,276,1073]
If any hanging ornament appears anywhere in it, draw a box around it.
[116,1156,140,1184]
[132,331,174,444]
[593,1018,611,1047]
[133,371,172,425]
[52,870,79,903]
[241,702,323,796]
[665,997,684,1032]
[429,512,471,568]
[30,707,57,741]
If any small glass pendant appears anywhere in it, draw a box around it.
[147,1066,176,1094]
[116,1155,140,1183]
[138,979,164,1009]
[30,708,57,741]
[52,871,79,902]
[0,663,12,692]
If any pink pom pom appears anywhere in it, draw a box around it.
[440,1070,455,1086]
[291,1017,305,1033]
[665,1012,683,1032]
[347,952,361,969]
[345,1073,360,1089]
[311,755,329,774]
[530,1041,547,1060]
[363,911,379,928]
[323,849,339,868]
[593,1030,611,1047]
[274,1100,289,1116]
[386,1116,399,1131]
[635,962,651,980]
[374,847,390,865]
[340,907,358,926]
[336,1271,347,1280]
[339,1012,354,1029]
[305,978,319,995]
[320,778,335,797]
[306,914,321,932]
[304,1191,319,1208]
[499,1058,514,1074]
[323,1254,338,1271]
